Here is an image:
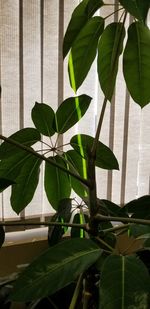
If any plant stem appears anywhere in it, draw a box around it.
[102,223,129,234]
[69,273,84,309]
[94,214,150,226]
[87,150,99,235]
[0,134,90,188]
[95,236,114,252]
[91,97,107,155]
[104,7,124,20]
[0,221,88,231]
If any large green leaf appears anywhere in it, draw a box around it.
[0,151,30,182]
[63,0,104,58]
[119,0,150,23]
[11,155,42,214]
[54,95,91,133]
[0,177,15,192]
[66,150,88,198]
[32,102,55,137]
[11,238,102,301]
[100,255,150,309]
[123,22,150,107]
[0,128,41,159]
[69,16,104,91]
[98,22,125,101]
[44,155,71,210]
[70,134,119,170]
[124,195,150,219]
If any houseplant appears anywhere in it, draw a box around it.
[0,0,150,308]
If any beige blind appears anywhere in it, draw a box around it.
[0,0,150,222]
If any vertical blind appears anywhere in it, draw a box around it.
[0,0,150,222]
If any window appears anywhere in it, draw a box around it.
[1,0,150,228]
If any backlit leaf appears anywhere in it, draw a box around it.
[11,155,42,214]
[44,156,71,210]
[100,255,150,309]
[70,134,119,170]
[63,0,104,58]
[66,150,88,198]
[32,102,55,137]
[123,22,150,107]
[54,95,91,133]
[69,16,104,91]
[98,22,125,101]
[0,128,41,159]
[11,238,102,301]
[0,177,15,192]
[0,151,30,182]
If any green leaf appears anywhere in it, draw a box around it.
[129,224,150,238]
[119,0,150,23]
[123,22,150,107]
[63,0,104,58]
[0,151,30,182]
[11,155,42,214]
[54,95,91,133]
[100,255,150,309]
[32,102,55,137]
[44,155,71,210]
[48,198,72,246]
[57,198,72,219]
[86,0,104,16]
[98,22,125,101]
[66,150,88,198]
[71,213,89,238]
[0,128,41,159]
[0,177,15,192]
[124,195,150,219]
[11,238,102,301]
[69,16,104,91]
[99,199,128,218]
[0,226,5,248]
[70,134,119,170]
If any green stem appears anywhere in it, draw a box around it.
[69,273,84,309]
[91,97,107,156]
[104,7,124,20]
[95,236,114,252]
[0,221,88,231]
[0,134,90,188]
[94,214,150,226]
[102,223,129,234]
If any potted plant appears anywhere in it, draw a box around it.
[0,0,150,308]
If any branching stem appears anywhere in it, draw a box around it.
[0,134,90,188]
[0,220,88,231]
[94,214,150,226]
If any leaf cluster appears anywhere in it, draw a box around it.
[0,0,150,308]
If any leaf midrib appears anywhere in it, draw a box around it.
[14,247,100,297]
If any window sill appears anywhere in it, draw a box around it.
[0,229,49,278]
